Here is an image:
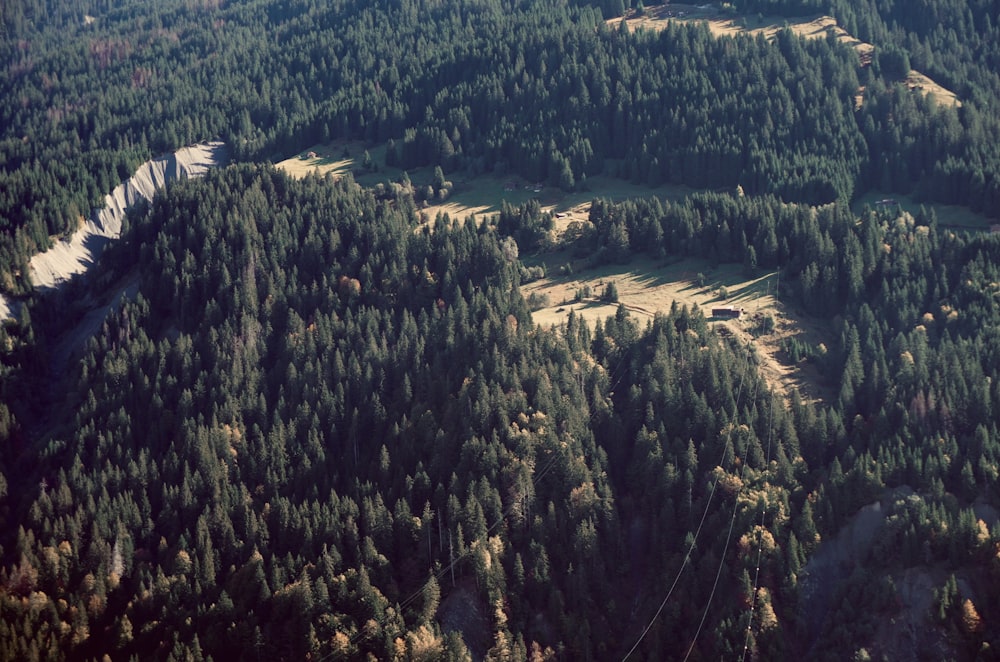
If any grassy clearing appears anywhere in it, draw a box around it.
[616,4,873,59]
[853,190,999,230]
[276,141,698,229]
[275,141,391,181]
[422,173,697,225]
[523,255,776,328]
[617,4,963,106]
[523,253,832,403]
[277,143,834,403]
[905,71,961,108]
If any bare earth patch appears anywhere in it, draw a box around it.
[30,141,227,289]
[524,254,831,404]
[797,487,973,660]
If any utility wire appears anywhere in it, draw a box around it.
[683,358,763,661]
[327,325,614,659]
[742,389,777,661]
[622,332,757,660]
[315,446,566,662]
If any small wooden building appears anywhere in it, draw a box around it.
[711,307,744,319]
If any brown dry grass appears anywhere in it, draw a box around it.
[905,70,961,108]
[524,254,831,404]
[616,4,963,107]
[277,142,698,228]
[275,142,364,179]
[615,4,873,60]
[417,175,699,233]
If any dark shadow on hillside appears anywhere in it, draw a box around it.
[724,274,778,304]
[628,267,697,290]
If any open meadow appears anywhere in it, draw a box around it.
[523,254,831,403]
[853,189,999,230]
[278,141,842,404]
[615,3,962,108]
[614,4,874,59]
[276,142,699,227]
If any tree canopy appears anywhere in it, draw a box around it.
[2,0,1000,659]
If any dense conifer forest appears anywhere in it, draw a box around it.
[2,0,1000,659]
[2,0,999,292]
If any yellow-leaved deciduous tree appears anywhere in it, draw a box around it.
[756,587,779,631]
[529,641,556,661]
[404,624,445,662]
[961,598,983,635]
[329,631,353,657]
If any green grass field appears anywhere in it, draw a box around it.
[276,141,700,228]
[279,142,999,236]
[853,190,999,231]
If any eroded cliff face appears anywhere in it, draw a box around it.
[29,141,227,289]
[0,142,226,319]
[0,294,13,320]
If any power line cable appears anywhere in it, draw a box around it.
[742,389,777,661]
[683,358,763,661]
[324,390,579,661]
[622,333,757,660]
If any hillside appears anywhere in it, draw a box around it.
[2,0,999,295]
[29,142,226,289]
[616,4,966,109]
[2,0,1000,660]
[5,166,999,660]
